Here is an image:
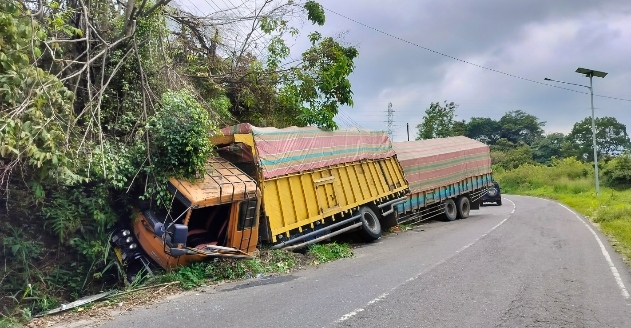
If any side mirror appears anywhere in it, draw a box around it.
[171,224,188,246]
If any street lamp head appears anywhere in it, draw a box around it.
[576,67,608,78]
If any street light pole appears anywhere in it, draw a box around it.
[544,67,607,197]
[588,73,600,196]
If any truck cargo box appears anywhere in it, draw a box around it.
[214,124,409,243]
[392,137,493,213]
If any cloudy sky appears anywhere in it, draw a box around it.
[183,0,631,142]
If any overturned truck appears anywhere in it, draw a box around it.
[114,124,409,276]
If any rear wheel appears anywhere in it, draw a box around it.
[358,206,382,241]
[444,199,457,221]
[456,196,470,219]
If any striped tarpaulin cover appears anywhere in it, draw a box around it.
[392,137,492,194]
[221,124,396,179]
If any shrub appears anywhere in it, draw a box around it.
[150,90,216,180]
[602,152,631,187]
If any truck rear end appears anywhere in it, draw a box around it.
[392,137,493,224]
[212,124,409,249]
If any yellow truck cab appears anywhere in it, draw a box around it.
[111,157,260,278]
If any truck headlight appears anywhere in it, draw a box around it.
[125,236,134,243]
[122,230,131,237]
[129,243,137,250]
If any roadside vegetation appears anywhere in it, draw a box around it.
[1,0,359,322]
[160,242,353,291]
[1,243,352,326]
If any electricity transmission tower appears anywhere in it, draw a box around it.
[386,102,394,140]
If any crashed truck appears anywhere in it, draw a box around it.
[392,137,494,224]
[112,124,409,277]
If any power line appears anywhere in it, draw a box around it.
[323,7,631,103]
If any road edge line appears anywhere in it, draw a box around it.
[554,202,630,300]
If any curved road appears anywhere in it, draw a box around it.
[98,195,631,327]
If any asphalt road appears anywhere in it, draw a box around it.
[100,195,631,327]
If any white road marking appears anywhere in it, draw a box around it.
[335,198,517,323]
[555,202,630,300]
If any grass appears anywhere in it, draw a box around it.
[158,243,352,290]
[308,242,353,264]
[495,158,631,262]
[156,249,302,290]
[0,317,20,328]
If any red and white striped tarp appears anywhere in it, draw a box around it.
[220,124,396,179]
[392,137,492,194]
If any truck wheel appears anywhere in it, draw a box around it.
[496,199,502,206]
[456,196,470,219]
[444,199,457,221]
[358,206,382,242]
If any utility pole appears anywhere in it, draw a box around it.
[406,123,410,141]
[544,67,607,196]
[387,102,394,140]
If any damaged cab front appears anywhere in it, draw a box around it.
[113,157,260,277]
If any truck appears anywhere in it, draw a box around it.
[113,124,409,278]
[211,124,409,249]
[111,156,261,280]
[391,136,494,224]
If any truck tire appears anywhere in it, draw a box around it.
[497,199,502,206]
[456,196,470,219]
[358,206,382,242]
[444,199,458,221]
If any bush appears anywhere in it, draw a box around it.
[150,90,216,180]
[494,157,593,193]
[490,145,534,170]
[602,152,631,187]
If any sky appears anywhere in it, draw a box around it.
[180,0,631,142]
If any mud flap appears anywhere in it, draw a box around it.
[470,198,480,210]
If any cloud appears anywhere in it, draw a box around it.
[175,0,631,142]
[316,0,631,141]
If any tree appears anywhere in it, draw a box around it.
[277,32,358,129]
[416,101,457,140]
[452,120,468,136]
[0,0,77,185]
[498,110,545,145]
[0,0,360,312]
[466,117,500,144]
[490,145,534,170]
[531,133,566,165]
[567,116,631,160]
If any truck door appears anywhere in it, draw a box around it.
[230,196,260,253]
[314,170,341,215]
